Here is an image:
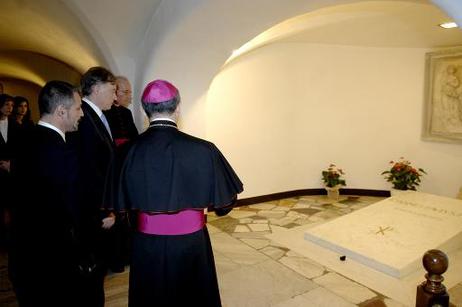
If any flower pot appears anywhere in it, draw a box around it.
[390,188,413,197]
[325,186,340,201]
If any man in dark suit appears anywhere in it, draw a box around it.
[9,81,84,306]
[68,66,118,306]
[103,76,138,272]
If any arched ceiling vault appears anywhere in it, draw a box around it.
[0,0,108,85]
[1,0,461,134]
[226,1,462,66]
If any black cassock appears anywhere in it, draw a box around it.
[119,120,243,307]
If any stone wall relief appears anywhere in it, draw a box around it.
[423,48,462,143]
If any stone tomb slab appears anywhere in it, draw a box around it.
[304,191,462,278]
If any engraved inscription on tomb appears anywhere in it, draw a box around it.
[375,226,393,236]
[391,198,462,220]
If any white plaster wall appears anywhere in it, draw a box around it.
[206,43,462,198]
[135,0,366,135]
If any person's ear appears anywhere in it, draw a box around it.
[56,105,66,117]
[93,83,101,95]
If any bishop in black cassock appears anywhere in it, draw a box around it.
[119,80,243,307]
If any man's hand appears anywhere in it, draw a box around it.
[101,212,116,229]
[0,160,10,172]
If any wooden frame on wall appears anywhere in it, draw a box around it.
[423,47,462,143]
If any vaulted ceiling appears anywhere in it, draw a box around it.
[0,0,460,88]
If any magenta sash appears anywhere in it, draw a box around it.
[137,210,205,235]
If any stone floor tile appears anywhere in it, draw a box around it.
[207,213,220,221]
[211,232,268,265]
[252,215,269,220]
[448,283,462,307]
[358,297,386,307]
[312,209,342,220]
[232,231,271,239]
[313,272,376,304]
[240,238,270,249]
[251,203,276,210]
[338,208,353,214]
[292,208,322,215]
[252,219,269,224]
[286,211,306,218]
[383,298,407,307]
[260,246,286,260]
[207,224,222,234]
[298,286,357,307]
[272,205,291,211]
[269,224,289,233]
[219,259,318,307]
[257,210,286,219]
[269,216,298,226]
[279,255,324,279]
[239,218,253,224]
[228,210,257,219]
[286,250,303,257]
[294,217,316,225]
[248,223,270,232]
[234,225,251,232]
[214,251,243,275]
[271,295,313,307]
[333,203,349,208]
[308,215,326,222]
[208,216,240,233]
[278,198,299,207]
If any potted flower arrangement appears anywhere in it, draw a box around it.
[322,164,346,200]
[381,158,426,192]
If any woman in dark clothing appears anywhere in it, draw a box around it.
[0,94,18,251]
[12,96,34,129]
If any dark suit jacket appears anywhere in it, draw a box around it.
[0,118,20,161]
[68,101,117,215]
[66,102,119,307]
[0,118,20,210]
[10,125,82,304]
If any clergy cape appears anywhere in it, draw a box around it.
[119,121,242,307]
[119,121,243,212]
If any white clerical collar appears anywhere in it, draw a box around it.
[38,120,66,142]
[83,97,103,117]
[150,117,176,123]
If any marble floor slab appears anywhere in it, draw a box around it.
[1,194,460,307]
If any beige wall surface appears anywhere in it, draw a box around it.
[206,43,462,198]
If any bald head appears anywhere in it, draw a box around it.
[115,76,132,108]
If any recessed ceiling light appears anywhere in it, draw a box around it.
[439,22,458,29]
